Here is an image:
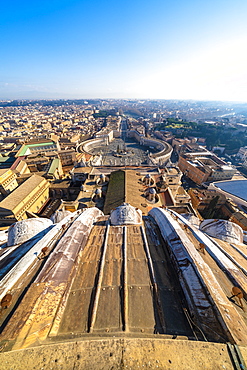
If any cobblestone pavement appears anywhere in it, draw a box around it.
[90,138,157,166]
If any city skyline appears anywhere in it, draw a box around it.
[1,0,247,102]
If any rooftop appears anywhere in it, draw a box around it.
[0,174,47,211]
[1,207,247,368]
[17,141,56,156]
[213,179,247,202]
[47,158,60,175]
[0,157,15,169]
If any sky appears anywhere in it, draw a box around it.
[1,0,247,101]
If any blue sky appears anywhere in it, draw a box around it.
[1,0,247,101]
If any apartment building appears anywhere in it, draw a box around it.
[0,174,50,225]
[178,144,236,185]
[0,169,18,198]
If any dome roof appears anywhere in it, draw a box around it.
[8,218,53,247]
[200,219,243,244]
[51,210,72,224]
[110,203,142,226]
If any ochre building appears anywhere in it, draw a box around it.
[0,174,49,225]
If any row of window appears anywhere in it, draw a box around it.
[17,185,49,219]
[1,174,17,188]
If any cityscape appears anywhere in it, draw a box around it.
[2,0,247,369]
[0,98,247,368]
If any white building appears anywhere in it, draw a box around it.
[237,146,247,161]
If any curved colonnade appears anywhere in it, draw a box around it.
[128,130,172,165]
[78,129,172,166]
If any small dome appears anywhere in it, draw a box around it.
[95,188,102,195]
[8,218,53,247]
[110,203,142,226]
[149,188,156,194]
[180,213,200,227]
[200,219,243,244]
[145,174,151,178]
[51,210,72,224]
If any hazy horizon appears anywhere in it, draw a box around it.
[2,0,247,102]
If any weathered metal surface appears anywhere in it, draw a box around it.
[0,244,19,262]
[169,209,247,298]
[150,207,247,344]
[52,221,192,339]
[128,285,155,333]
[1,283,46,342]
[230,243,247,261]
[0,208,103,350]
[0,211,80,302]
[88,224,125,334]
[0,226,54,282]
[93,286,122,333]
[123,226,128,331]
[1,209,206,353]
[36,208,103,285]
[89,223,110,332]
[57,288,92,335]
[127,258,150,285]
[214,239,247,278]
[12,282,67,350]
[2,205,247,367]
[0,259,45,329]
[57,225,106,335]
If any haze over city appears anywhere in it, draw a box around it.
[1,0,247,102]
[3,3,247,366]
